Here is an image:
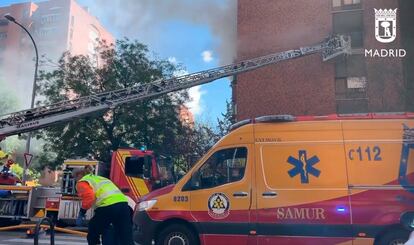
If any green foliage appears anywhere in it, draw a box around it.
[216,100,235,138]
[10,162,40,180]
[37,39,192,169]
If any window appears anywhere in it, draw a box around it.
[89,26,100,41]
[40,14,60,25]
[0,32,7,40]
[347,76,367,89]
[346,55,366,76]
[333,9,364,48]
[0,20,8,26]
[333,11,363,33]
[335,55,366,78]
[335,54,368,113]
[22,9,30,17]
[190,147,247,190]
[35,28,57,38]
[332,0,362,10]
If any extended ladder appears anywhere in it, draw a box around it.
[0,35,350,139]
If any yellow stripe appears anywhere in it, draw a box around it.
[115,152,140,197]
[117,151,150,196]
[63,160,98,166]
[0,186,32,191]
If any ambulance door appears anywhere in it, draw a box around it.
[255,123,352,245]
[187,146,254,245]
[343,119,414,245]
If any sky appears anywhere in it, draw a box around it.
[0,0,237,123]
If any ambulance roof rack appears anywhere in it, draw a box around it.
[229,115,294,131]
[295,112,414,121]
[229,119,252,132]
[229,112,414,131]
[255,115,295,123]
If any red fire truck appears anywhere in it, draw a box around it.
[0,147,173,226]
[55,148,171,223]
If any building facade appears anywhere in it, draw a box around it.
[234,0,414,121]
[0,0,114,108]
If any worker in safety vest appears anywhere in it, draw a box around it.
[0,147,8,163]
[73,167,134,245]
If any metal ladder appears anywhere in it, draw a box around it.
[0,35,350,139]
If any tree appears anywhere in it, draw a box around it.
[173,101,236,174]
[216,100,235,138]
[10,163,40,181]
[37,39,191,169]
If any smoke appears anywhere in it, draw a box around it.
[90,0,237,65]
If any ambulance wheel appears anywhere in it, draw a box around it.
[156,224,198,245]
[377,229,409,245]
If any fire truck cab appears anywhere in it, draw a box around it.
[133,113,414,245]
[56,148,165,224]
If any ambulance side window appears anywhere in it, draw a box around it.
[193,147,247,190]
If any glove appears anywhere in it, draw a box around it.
[75,209,86,226]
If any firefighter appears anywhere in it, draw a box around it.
[73,167,134,245]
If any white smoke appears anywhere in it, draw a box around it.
[201,50,214,63]
[89,0,237,65]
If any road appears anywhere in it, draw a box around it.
[0,231,87,245]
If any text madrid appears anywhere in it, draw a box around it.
[365,49,407,57]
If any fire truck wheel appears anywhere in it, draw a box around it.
[156,224,198,245]
[376,229,410,245]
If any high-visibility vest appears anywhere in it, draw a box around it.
[0,150,7,159]
[79,174,127,208]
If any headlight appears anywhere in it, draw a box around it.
[137,200,157,211]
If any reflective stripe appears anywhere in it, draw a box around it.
[96,189,123,206]
[80,174,127,208]
[95,180,112,189]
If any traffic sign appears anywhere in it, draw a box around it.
[24,153,33,168]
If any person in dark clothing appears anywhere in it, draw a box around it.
[73,167,134,245]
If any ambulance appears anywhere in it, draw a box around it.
[131,113,414,245]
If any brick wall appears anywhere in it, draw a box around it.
[235,0,335,121]
[234,0,409,121]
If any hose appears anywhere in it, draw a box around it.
[0,224,87,237]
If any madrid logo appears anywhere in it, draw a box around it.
[374,8,397,43]
[365,8,406,58]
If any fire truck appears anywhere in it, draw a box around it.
[55,149,166,225]
[0,147,167,225]
[0,35,350,225]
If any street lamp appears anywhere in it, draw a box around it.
[4,13,39,185]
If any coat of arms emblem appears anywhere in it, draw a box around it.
[374,8,397,43]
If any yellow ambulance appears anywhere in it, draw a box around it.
[132,113,414,245]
